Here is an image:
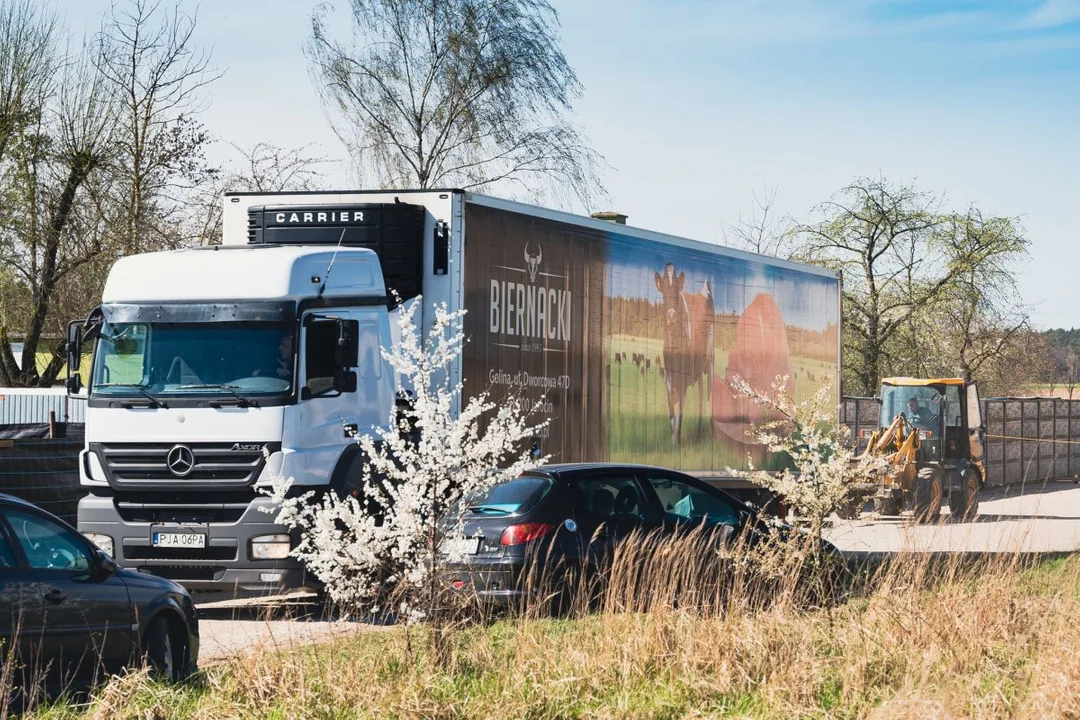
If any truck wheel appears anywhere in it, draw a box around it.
[874,495,903,517]
[948,473,980,522]
[913,467,943,524]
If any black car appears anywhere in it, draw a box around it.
[0,494,198,689]
[441,463,777,608]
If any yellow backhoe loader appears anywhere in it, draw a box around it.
[839,378,986,523]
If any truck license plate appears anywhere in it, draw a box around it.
[153,531,207,549]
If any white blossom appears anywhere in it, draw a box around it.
[266,298,548,613]
[727,374,886,532]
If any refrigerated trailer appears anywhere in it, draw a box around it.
[69,189,841,593]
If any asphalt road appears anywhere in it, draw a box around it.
[825,480,1080,554]
[195,480,1080,663]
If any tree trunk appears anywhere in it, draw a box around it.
[18,155,93,387]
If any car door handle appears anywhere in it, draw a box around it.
[44,589,65,605]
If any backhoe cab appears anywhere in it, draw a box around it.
[841,378,986,522]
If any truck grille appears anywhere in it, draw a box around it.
[92,442,274,490]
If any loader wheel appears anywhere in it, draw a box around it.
[913,467,943,524]
[835,496,864,520]
[948,473,980,522]
[874,495,903,517]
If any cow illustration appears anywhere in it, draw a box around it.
[524,242,542,282]
[654,263,715,445]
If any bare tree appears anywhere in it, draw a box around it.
[307,0,605,207]
[0,47,117,386]
[0,0,220,387]
[94,0,219,255]
[0,0,57,163]
[723,183,793,257]
[186,142,331,247]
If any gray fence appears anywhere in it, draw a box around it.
[842,395,1080,487]
[0,388,86,425]
[840,397,882,453]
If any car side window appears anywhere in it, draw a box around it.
[577,474,651,521]
[649,476,739,526]
[0,530,15,569]
[4,509,92,572]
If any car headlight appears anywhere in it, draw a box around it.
[84,532,114,557]
[250,534,291,560]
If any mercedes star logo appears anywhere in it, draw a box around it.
[166,445,195,477]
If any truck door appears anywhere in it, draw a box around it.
[288,309,392,486]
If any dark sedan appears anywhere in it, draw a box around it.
[440,463,779,608]
[0,494,198,689]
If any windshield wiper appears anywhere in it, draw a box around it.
[175,384,255,408]
[95,383,165,408]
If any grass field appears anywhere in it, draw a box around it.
[23,552,1080,719]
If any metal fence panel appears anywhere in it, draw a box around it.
[0,388,86,424]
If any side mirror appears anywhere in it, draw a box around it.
[94,549,116,576]
[66,374,82,395]
[334,319,360,369]
[66,321,82,372]
[334,370,358,394]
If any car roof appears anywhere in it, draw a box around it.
[524,463,688,479]
[0,493,38,509]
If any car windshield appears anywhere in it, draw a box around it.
[91,320,294,398]
[467,475,554,515]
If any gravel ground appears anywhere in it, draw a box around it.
[195,480,1080,663]
[196,593,379,663]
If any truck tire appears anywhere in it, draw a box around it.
[913,467,943,524]
[874,495,903,517]
[947,472,980,522]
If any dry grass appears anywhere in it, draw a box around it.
[18,539,1080,720]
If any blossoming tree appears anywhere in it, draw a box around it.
[267,299,547,640]
[728,375,885,542]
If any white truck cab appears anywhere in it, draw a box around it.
[71,244,394,591]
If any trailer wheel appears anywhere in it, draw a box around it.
[948,472,980,522]
[913,467,943,524]
[873,495,903,517]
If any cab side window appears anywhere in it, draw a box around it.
[304,321,339,396]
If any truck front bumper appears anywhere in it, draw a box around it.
[78,492,314,594]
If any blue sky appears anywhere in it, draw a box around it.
[57,0,1080,329]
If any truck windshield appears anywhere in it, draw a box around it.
[91,321,294,398]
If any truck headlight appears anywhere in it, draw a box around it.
[250,534,291,560]
[85,532,114,557]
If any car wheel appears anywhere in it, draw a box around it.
[145,615,184,681]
